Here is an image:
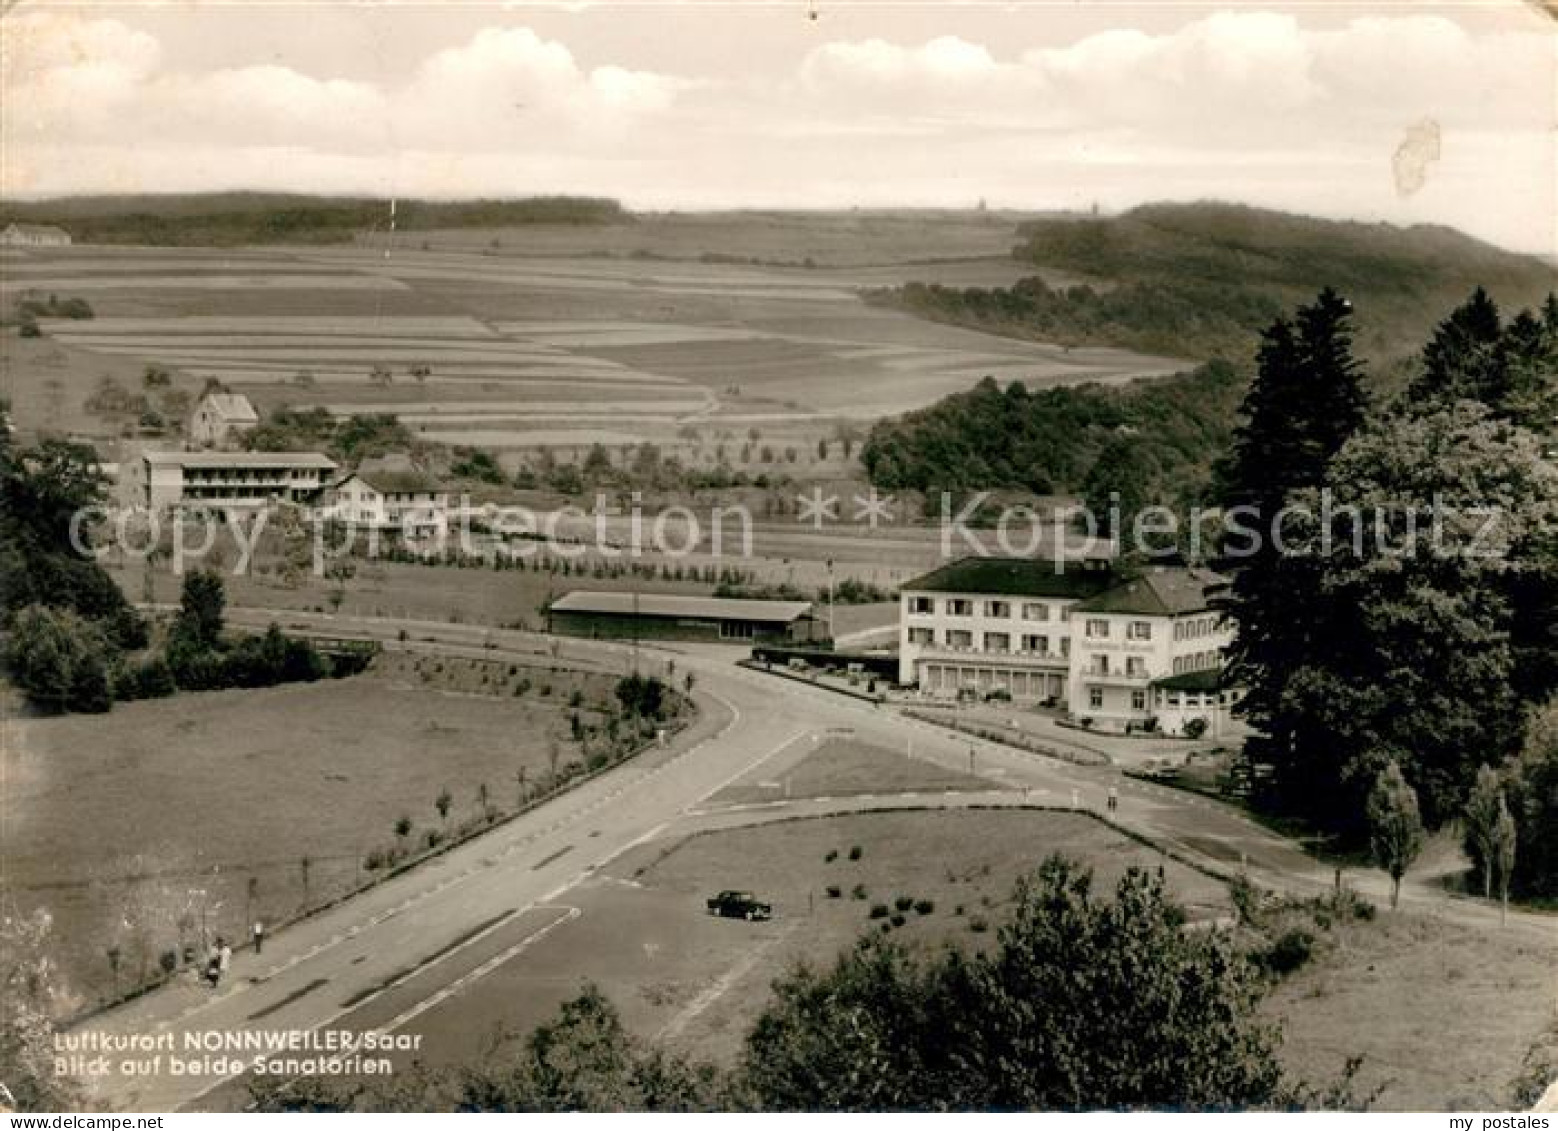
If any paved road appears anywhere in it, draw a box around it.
[74,609,1547,1111]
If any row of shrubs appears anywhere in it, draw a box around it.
[111,627,372,701]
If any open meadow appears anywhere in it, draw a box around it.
[394,806,1233,1071]
[1,656,626,1006]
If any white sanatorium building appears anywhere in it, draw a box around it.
[898,556,1240,736]
[142,450,338,512]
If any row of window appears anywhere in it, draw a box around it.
[1174,615,1221,641]
[907,627,1070,658]
[1087,654,1148,678]
[1170,650,1222,674]
[906,596,1069,622]
[1087,687,1150,711]
[1082,617,1154,641]
[1084,687,1236,711]
[920,664,1066,699]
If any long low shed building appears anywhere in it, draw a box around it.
[548,591,824,644]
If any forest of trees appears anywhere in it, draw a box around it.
[871,203,1557,369]
[1216,287,1558,900]
[0,194,628,247]
[869,275,1282,360]
[859,361,1247,516]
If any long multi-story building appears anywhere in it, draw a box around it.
[898,556,1239,735]
[142,450,337,513]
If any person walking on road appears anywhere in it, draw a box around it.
[252,920,265,955]
[1107,785,1119,812]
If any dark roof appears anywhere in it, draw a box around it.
[902,555,1116,600]
[349,469,441,495]
[550,591,814,623]
[1072,567,1229,616]
[1152,668,1236,692]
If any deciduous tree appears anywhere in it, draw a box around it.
[1366,763,1424,909]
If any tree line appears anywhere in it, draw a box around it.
[1217,287,1558,901]
[860,362,1247,514]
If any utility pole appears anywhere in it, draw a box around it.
[826,558,835,644]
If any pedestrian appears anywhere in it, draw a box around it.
[218,938,232,982]
[252,920,265,955]
[205,943,222,988]
[1107,785,1119,812]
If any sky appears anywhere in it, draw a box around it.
[2,1,1554,255]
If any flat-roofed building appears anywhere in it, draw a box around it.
[548,591,823,644]
[142,450,337,513]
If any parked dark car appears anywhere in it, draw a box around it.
[706,890,773,920]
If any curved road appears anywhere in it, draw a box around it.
[75,608,1547,1111]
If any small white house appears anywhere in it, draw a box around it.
[1,223,72,247]
[326,469,448,538]
[188,392,259,448]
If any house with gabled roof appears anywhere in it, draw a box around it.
[1,223,71,247]
[324,463,449,538]
[189,392,260,448]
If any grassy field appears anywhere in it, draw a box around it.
[1263,908,1557,1110]
[4,215,1181,465]
[1,662,618,1006]
[389,801,1555,1110]
[397,807,1231,1073]
[705,737,1002,808]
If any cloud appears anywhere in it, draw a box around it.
[1,17,680,162]
[0,8,1550,255]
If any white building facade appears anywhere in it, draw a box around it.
[142,451,337,513]
[899,557,1240,736]
[323,471,449,538]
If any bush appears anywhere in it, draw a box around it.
[1258,927,1316,975]
[4,604,113,713]
[893,895,914,912]
[968,915,990,933]
[889,913,907,928]
[824,850,838,863]
[1183,717,1209,740]
[825,885,842,899]
[913,899,935,916]
[868,904,889,919]
[848,845,863,861]
[851,884,867,900]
